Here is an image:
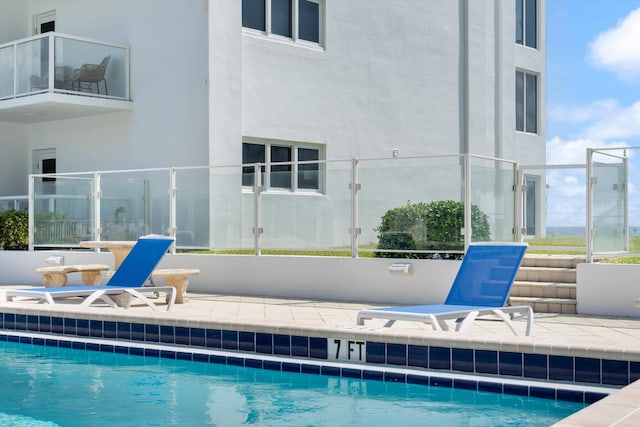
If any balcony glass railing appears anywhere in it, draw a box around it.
[0,32,129,100]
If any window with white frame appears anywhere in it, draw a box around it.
[242,0,323,45]
[242,140,323,192]
[516,0,537,48]
[516,70,537,134]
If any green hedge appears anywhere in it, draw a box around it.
[0,210,28,250]
[375,200,490,259]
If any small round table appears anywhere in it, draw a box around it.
[79,240,136,269]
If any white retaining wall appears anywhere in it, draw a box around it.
[577,263,640,318]
[0,251,459,305]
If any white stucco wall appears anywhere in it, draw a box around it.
[0,122,28,195]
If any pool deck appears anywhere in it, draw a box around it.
[1,286,639,426]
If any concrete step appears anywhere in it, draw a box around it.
[516,266,576,283]
[511,281,576,299]
[521,254,585,269]
[509,296,577,314]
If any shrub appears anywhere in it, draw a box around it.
[375,200,490,259]
[0,210,28,250]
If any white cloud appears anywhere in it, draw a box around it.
[584,100,640,140]
[588,7,640,81]
[548,99,619,124]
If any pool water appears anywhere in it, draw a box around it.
[0,341,584,426]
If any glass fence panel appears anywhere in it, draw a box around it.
[175,167,210,248]
[470,157,516,242]
[357,156,464,257]
[99,170,170,240]
[260,160,352,253]
[210,166,255,251]
[54,36,127,99]
[16,39,43,95]
[0,45,14,99]
[522,167,586,252]
[592,154,626,254]
[33,176,94,246]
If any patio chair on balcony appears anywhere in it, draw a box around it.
[72,55,110,95]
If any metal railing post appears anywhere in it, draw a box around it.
[463,154,472,249]
[586,149,593,263]
[28,175,34,250]
[253,164,263,255]
[48,34,54,91]
[169,167,177,253]
[350,159,360,258]
[94,172,102,242]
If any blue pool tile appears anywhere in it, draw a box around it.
[227,356,245,366]
[160,325,175,344]
[175,327,190,345]
[366,342,385,364]
[89,320,103,338]
[39,316,52,333]
[4,313,15,329]
[452,348,473,372]
[116,322,131,340]
[290,336,308,357]
[530,386,556,400]
[282,362,301,373]
[45,339,58,347]
[274,334,291,356]
[177,352,192,361]
[76,319,90,337]
[387,343,407,366]
[160,350,176,359]
[585,392,608,404]
[557,389,585,403]
[130,347,144,356]
[575,357,600,384]
[499,351,523,377]
[72,341,86,350]
[63,318,77,335]
[32,337,45,346]
[408,345,428,368]
[549,355,573,382]
[190,328,206,347]
[429,347,451,370]
[86,343,101,352]
[8,335,20,343]
[103,321,116,339]
[27,315,39,332]
[145,324,160,342]
[15,314,26,330]
[478,381,502,394]
[144,348,161,358]
[222,330,238,350]
[0,334,6,342]
[131,323,145,341]
[602,359,629,386]
[100,344,115,353]
[341,368,362,379]
[264,360,282,371]
[115,346,129,354]
[58,340,72,348]
[630,361,640,383]
[193,353,209,363]
[362,370,384,381]
[206,329,222,349]
[239,332,255,352]
[245,358,263,369]
[384,372,406,383]
[19,336,31,344]
[475,350,498,374]
[406,374,429,386]
[321,366,341,377]
[453,379,477,391]
[524,353,548,379]
[430,376,453,388]
[309,337,327,359]
[503,383,528,396]
[210,355,227,365]
[302,364,321,375]
[256,333,273,354]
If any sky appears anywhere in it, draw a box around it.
[544,0,640,227]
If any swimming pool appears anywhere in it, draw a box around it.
[0,340,584,426]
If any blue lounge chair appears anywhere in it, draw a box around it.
[5,235,177,312]
[357,243,533,336]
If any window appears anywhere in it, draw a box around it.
[242,141,323,191]
[242,0,322,45]
[516,0,537,48]
[516,70,537,134]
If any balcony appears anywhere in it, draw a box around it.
[0,32,132,123]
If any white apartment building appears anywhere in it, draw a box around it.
[0,0,545,249]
